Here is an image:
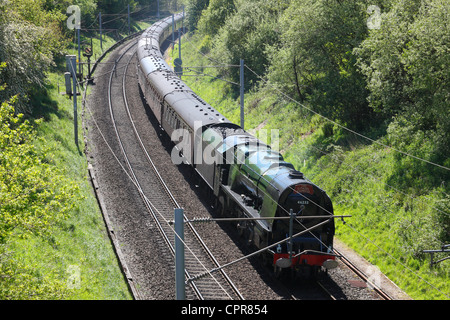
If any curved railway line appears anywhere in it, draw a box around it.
[106,39,243,300]
[83,20,408,301]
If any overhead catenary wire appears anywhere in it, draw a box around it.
[183,67,239,86]
[76,40,237,299]
[236,61,450,250]
[173,31,449,298]
[180,31,450,251]
[75,24,338,296]
[314,143,449,218]
[177,28,449,172]
[238,66,450,298]
[74,11,449,298]
[170,27,444,253]
[170,27,449,220]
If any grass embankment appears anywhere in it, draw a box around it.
[1,21,152,299]
[169,33,450,300]
[1,74,131,300]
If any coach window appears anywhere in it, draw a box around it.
[171,111,176,128]
[168,109,173,127]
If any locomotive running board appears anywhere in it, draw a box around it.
[221,185,271,233]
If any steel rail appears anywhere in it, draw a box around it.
[124,58,244,300]
[333,248,392,300]
[107,38,243,300]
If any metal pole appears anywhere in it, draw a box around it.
[172,14,175,49]
[240,59,244,130]
[178,29,181,61]
[69,55,78,148]
[127,4,130,35]
[289,209,294,261]
[182,5,185,34]
[99,12,102,51]
[174,208,185,300]
[77,28,81,76]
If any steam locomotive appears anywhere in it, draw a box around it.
[136,13,337,276]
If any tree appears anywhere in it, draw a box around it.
[186,0,210,31]
[355,0,450,158]
[197,0,235,37]
[0,64,77,299]
[0,0,66,112]
[209,0,281,95]
[266,0,373,128]
[0,81,76,243]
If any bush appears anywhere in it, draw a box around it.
[0,98,77,243]
[0,0,67,112]
[0,80,78,299]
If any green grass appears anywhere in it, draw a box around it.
[170,33,450,300]
[0,20,156,299]
[3,69,132,299]
[301,143,450,300]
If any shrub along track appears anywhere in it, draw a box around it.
[83,31,409,300]
[83,35,288,300]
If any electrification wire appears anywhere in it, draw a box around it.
[235,62,450,240]
[175,31,449,297]
[343,220,450,299]
[244,64,450,172]
[78,17,334,291]
[183,67,239,86]
[237,66,450,298]
[80,55,444,299]
[173,28,447,228]
[308,143,449,250]
[74,43,235,299]
[166,30,356,255]
[76,12,448,298]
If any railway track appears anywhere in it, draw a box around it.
[275,256,392,300]
[107,39,243,300]
[333,248,392,300]
[85,22,404,301]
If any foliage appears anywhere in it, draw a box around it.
[0,26,134,297]
[0,0,150,300]
[183,0,450,299]
[0,248,69,299]
[186,0,210,31]
[0,73,76,298]
[209,0,281,96]
[43,0,98,31]
[354,0,450,155]
[0,0,67,112]
[197,0,235,37]
[265,0,375,129]
[97,0,137,14]
[0,88,77,244]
